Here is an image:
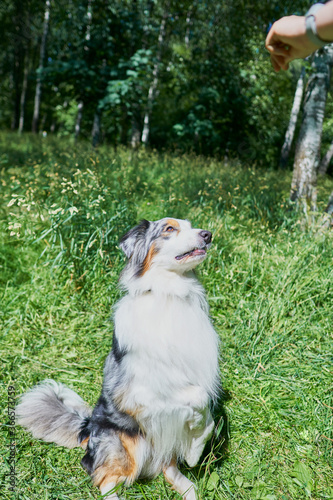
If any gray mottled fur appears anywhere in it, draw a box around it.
[16,379,92,449]
[119,219,167,282]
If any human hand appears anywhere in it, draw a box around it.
[265,15,320,71]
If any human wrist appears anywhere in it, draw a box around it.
[310,2,333,43]
[305,4,327,47]
[316,14,333,42]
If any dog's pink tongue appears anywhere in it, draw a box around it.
[191,249,206,257]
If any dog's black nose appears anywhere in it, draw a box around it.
[199,230,212,244]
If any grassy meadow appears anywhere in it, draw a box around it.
[1,133,333,499]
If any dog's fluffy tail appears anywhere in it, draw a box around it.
[16,379,92,449]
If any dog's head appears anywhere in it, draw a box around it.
[119,218,212,278]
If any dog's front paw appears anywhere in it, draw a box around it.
[176,385,208,409]
[185,410,214,467]
[187,409,205,430]
[183,487,198,500]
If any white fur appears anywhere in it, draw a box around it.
[115,218,219,473]
[164,463,197,500]
[17,218,220,500]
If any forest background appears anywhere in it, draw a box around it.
[1,0,333,499]
[2,0,332,164]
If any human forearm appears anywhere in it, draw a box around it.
[266,1,333,71]
[315,1,333,42]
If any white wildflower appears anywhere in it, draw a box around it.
[69,206,78,216]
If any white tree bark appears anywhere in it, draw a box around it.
[325,191,333,215]
[319,140,333,175]
[32,0,50,133]
[280,67,305,168]
[141,12,167,145]
[131,115,141,149]
[291,45,333,211]
[18,50,30,134]
[185,8,192,48]
[75,101,84,140]
[74,0,92,140]
[92,109,101,147]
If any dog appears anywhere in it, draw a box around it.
[17,218,220,499]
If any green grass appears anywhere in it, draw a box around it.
[1,132,332,499]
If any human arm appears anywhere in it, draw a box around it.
[265,1,333,72]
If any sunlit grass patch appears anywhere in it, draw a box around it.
[1,133,332,499]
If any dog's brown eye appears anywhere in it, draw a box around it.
[166,226,174,232]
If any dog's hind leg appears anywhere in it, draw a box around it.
[92,433,143,500]
[100,481,120,499]
[163,461,197,500]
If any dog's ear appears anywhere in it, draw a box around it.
[119,220,150,259]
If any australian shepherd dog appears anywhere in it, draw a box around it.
[17,218,220,499]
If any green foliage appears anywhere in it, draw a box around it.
[1,135,333,499]
[0,0,316,163]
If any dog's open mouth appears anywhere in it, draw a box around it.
[175,248,207,260]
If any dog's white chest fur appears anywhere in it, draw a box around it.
[116,289,218,401]
[114,271,219,469]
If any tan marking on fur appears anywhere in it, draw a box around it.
[94,434,139,489]
[113,393,143,420]
[165,218,180,230]
[163,460,196,499]
[80,437,89,450]
[163,460,179,492]
[163,458,177,479]
[141,243,157,275]
[123,406,143,420]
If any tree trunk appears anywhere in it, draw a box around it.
[11,46,23,130]
[141,12,168,145]
[290,45,333,211]
[319,140,333,175]
[75,101,84,140]
[73,0,92,140]
[10,69,20,130]
[32,0,50,133]
[325,192,333,215]
[10,0,27,130]
[18,49,30,134]
[131,114,141,149]
[40,113,47,132]
[92,108,101,147]
[280,67,305,168]
[185,7,192,47]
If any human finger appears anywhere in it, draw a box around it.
[270,53,282,72]
[270,53,291,72]
[266,43,290,56]
[265,21,285,49]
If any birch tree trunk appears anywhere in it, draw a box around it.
[318,140,333,175]
[325,191,333,217]
[75,101,84,141]
[141,11,168,145]
[185,8,192,48]
[32,0,50,133]
[92,109,101,148]
[74,0,92,140]
[131,114,141,149]
[290,45,333,211]
[280,67,305,168]
[11,1,26,130]
[18,49,30,134]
